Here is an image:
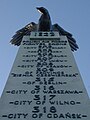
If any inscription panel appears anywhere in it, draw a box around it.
[0,32,90,120]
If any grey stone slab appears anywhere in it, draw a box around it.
[0,32,90,120]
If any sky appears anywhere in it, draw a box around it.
[0,0,90,97]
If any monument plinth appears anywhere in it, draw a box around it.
[0,32,90,120]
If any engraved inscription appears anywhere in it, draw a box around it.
[0,32,89,119]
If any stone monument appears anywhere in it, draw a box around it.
[0,32,90,120]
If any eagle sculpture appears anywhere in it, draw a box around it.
[10,7,79,51]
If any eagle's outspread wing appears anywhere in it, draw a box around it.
[10,22,37,46]
[52,24,79,51]
[10,7,79,52]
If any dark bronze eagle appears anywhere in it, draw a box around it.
[10,7,79,51]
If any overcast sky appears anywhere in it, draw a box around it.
[0,0,90,97]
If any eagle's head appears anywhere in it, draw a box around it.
[36,7,49,15]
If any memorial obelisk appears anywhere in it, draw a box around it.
[0,31,90,120]
[0,7,90,120]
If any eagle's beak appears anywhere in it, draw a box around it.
[36,7,42,14]
[36,7,39,10]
